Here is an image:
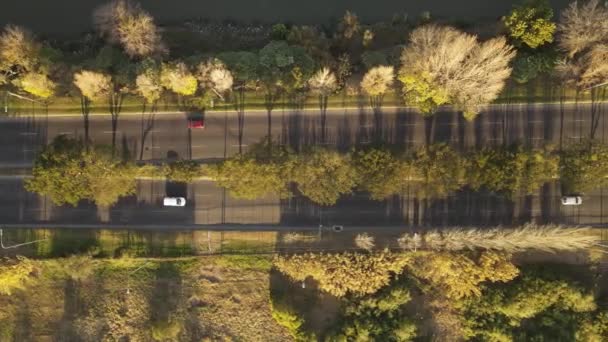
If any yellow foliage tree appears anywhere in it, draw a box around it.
[14,71,55,99]
[273,251,412,297]
[0,256,36,296]
[408,251,519,299]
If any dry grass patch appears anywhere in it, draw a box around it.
[398,224,600,253]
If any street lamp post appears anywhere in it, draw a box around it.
[0,228,47,250]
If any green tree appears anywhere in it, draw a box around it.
[25,136,137,207]
[560,142,608,193]
[353,148,412,200]
[461,272,598,341]
[292,148,357,206]
[258,41,314,135]
[330,282,417,341]
[466,146,558,196]
[503,0,556,49]
[208,157,292,200]
[511,50,557,83]
[410,144,465,198]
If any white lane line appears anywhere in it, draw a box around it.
[191,145,207,148]
[231,144,248,147]
[58,132,73,135]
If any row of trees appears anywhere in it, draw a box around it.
[1,0,605,123]
[272,251,608,341]
[24,135,201,207]
[212,140,608,205]
[26,135,608,207]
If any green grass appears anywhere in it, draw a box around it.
[215,254,273,271]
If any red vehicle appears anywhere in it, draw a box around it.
[188,118,205,129]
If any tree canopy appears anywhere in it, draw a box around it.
[399,25,516,119]
[503,0,556,49]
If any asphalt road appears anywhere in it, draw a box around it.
[1,101,607,228]
[1,101,607,167]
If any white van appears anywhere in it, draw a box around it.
[163,197,186,207]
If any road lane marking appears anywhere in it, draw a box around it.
[58,132,73,135]
[102,131,121,134]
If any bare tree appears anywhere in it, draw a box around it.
[74,70,112,146]
[399,25,515,120]
[196,58,234,101]
[0,25,40,85]
[308,67,337,142]
[94,0,164,58]
[557,0,608,139]
[558,0,608,58]
[361,65,394,109]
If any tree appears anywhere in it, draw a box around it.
[93,0,164,58]
[466,146,558,195]
[73,70,112,144]
[557,0,608,89]
[511,50,558,83]
[135,59,162,105]
[560,141,608,192]
[399,25,516,120]
[258,41,314,136]
[0,257,36,296]
[273,251,412,297]
[461,272,598,341]
[408,251,519,300]
[13,71,55,99]
[410,144,465,198]
[292,148,358,206]
[196,58,234,101]
[558,0,608,58]
[25,136,137,207]
[360,65,394,109]
[0,25,40,83]
[337,11,360,40]
[287,26,332,65]
[353,148,411,200]
[217,51,259,152]
[308,67,337,142]
[160,61,197,98]
[329,282,417,341]
[503,0,556,49]
[208,156,293,199]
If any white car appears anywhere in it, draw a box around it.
[163,197,186,207]
[561,196,582,206]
